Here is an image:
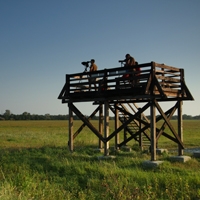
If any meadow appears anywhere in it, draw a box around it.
[0,120,200,200]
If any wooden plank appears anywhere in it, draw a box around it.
[156,75,180,83]
[115,103,120,150]
[68,104,73,152]
[155,70,180,76]
[150,100,157,161]
[154,91,178,97]
[99,104,103,149]
[160,82,180,88]
[178,101,183,155]
[104,101,110,156]
[155,63,181,72]
[162,88,179,92]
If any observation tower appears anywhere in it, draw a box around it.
[58,61,193,161]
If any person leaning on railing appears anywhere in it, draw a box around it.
[122,54,136,78]
[121,54,140,86]
[89,59,98,91]
[124,53,136,67]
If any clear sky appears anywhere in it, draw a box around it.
[1,0,200,116]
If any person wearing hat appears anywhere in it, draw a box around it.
[89,59,98,91]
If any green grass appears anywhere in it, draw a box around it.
[0,120,200,199]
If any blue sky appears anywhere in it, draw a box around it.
[1,0,200,116]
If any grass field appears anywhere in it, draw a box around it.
[0,120,200,199]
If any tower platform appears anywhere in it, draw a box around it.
[58,62,193,103]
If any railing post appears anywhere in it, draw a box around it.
[180,68,184,97]
[66,74,70,96]
[151,62,156,95]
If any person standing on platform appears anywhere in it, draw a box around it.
[124,53,136,67]
[121,54,136,78]
[89,59,98,91]
[121,54,140,86]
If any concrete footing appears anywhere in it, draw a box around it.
[142,160,164,168]
[169,155,191,163]
[156,148,168,155]
[94,148,104,153]
[193,151,200,158]
[121,146,132,152]
[110,146,120,152]
[97,155,116,160]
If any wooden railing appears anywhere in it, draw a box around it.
[58,62,193,102]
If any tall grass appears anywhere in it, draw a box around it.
[0,120,200,199]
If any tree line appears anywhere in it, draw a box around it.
[1,110,200,120]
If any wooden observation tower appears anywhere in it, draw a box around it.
[58,62,194,161]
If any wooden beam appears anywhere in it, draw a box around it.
[104,101,109,156]
[106,102,151,142]
[153,75,167,97]
[68,104,73,152]
[69,103,105,141]
[154,100,184,148]
[115,103,120,150]
[150,99,157,161]
[73,105,100,139]
[99,104,103,149]
[156,103,177,140]
[178,100,183,155]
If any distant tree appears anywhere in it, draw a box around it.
[183,114,193,120]
[3,109,11,120]
[45,114,51,120]
[21,112,31,120]
[193,115,200,120]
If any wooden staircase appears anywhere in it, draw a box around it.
[109,103,151,149]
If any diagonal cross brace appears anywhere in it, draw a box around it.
[69,103,105,142]
[106,102,151,142]
[73,105,102,139]
[154,100,184,148]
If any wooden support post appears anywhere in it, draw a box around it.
[115,103,119,150]
[150,100,156,161]
[123,115,127,145]
[99,104,103,149]
[124,127,127,145]
[178,100,183,156]
[138,110,143,150]
[104,101,109,156]
[69,104,74,152]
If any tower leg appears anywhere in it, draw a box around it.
[69,104,74,152]
[115,103,119,150]
[178,100,183,156]
[99,104,103,149]
[104,101,109,156]
[150,100,156,161]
